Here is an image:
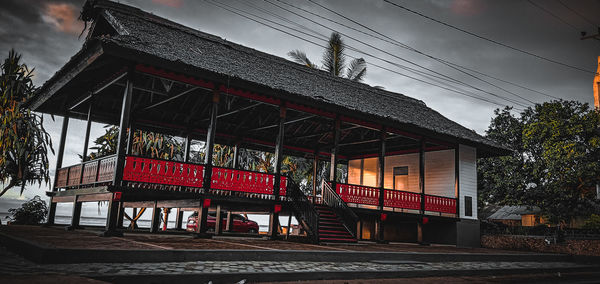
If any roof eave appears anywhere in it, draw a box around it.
[29,40,104,113]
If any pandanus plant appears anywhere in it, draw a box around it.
[0,50,53,197]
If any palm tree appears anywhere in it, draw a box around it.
[288,32,367,82]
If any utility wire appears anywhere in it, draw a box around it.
[265,0,531,107]
[383,0,597,75]
[557,0,599,29]
[204,0,526,110]
[235,0,475,91]
[295,0,539,104]
[527,0,579,31]
[305,0,558,101]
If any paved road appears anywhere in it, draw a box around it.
[0,245,591,277]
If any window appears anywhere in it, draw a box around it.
[464,196,473,217]
[393,166,409,191]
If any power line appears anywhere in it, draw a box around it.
[203,0,526,110]
[304,0,559,101]
[383,0,597,75]
[265,0,532,107]
[299,0,541,104]
[527,0,579,31]
[557,0,599,29]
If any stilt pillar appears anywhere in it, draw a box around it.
[268,105,286,240]
[194,199,211,238]
[100,193,123,237]
[66,196,82,231]
[46,114,69,226]
[215,205,223,235]
[175,208,184,230]
[150,201,160,233]
[225,211,233,232]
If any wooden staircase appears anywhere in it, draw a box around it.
[315,204,357,243]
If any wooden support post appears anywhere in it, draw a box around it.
[357,219,363,240]
[418,139,428,245]
[100,193,122,237]
[150,201,160,233]
[194,199,211,238]
[162,208,169,231]
[377,129,386,243]
[312,149,318,203]
[66,196,82,230]
[116,203,125,229]
[419,139,426,214]
[131,207,138,230]
[269,105,286,240]
[113,72,134,187]
[286,213,292,239]
[203,90,219,191]
[455,146,460,217]
[175,208,184,230]
[183,134,191,163]
[329,118,341,187]
[46,114,69,226]
[81,102,92,162]
[215,205,223,235]
[232,143,239,169]
[225,211,233,232]
[417,221,423,243]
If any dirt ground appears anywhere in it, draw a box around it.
[1,225,535,254]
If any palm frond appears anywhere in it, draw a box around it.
[346,58,367,82]
[322,32,345,76]
[287,50,317,68]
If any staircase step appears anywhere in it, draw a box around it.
[319,233,353,238]
[319,229,351,234]
[319,237,357,243]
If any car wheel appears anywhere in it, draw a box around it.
[248,228,258,234]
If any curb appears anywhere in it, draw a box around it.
[1,231,598,264]
[92,266,600,284]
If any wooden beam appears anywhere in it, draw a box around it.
[113,71,133,186]
[77,193,113,202]
[46,114,69,225]
[142,86,200,111]
[248,114,315,132]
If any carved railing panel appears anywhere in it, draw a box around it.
[384,189,421,210]
[424,194,457,214]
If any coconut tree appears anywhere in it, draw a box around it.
[0,50,53,197]
[288,32,367,82]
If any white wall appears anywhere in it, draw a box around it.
[347,150,457,198]
[459,145,478,220]
[383,153,420,193]
[424,150,455,198]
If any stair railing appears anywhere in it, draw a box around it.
[322,181,359,239]
[285,178,319,243]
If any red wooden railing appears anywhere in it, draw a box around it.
[335,183,380,206]
[424,194,457,214]
[55,155,117,188]
[334,182,456,214]
[56,156,456,215]
[123,156,204,188]
[383,189,421,210]
[210,167,288,196]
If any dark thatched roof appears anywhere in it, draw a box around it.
[34,0,510,156]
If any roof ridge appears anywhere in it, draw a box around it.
[89,0,424,105]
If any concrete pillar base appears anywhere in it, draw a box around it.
[98,230,123,237]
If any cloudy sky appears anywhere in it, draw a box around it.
[0,0,599,199]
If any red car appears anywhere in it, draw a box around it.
[187,212,259,234]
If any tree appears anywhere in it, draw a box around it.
[478,101,600,226]
[0,50,53,197]
[86,126,184,161]
[288,32,367,82]
[6,195,48,225]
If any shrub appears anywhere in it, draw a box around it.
[529,224,549,235]
[6,196,48,225]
